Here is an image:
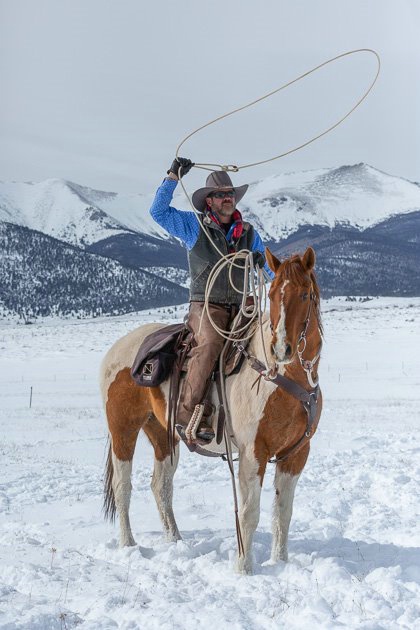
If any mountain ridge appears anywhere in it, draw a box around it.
[1,163,419,320]
[2,163,419,248]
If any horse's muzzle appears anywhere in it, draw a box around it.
[272,342,293,365]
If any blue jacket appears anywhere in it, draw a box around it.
[149,178,274,279]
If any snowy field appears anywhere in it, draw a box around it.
[0,297,419,629]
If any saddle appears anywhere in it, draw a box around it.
[130,316,256,456]
[131,318,254,388]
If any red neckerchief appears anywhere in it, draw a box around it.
[206,207,244,251]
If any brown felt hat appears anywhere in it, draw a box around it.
[191,171,248,212]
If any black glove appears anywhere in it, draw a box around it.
[252,250,265,269]
[167,157,194,178]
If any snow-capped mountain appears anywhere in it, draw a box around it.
[0,178,168,247]
[1,164,419,249]
[242,163,420,240]
[1,163,420,320]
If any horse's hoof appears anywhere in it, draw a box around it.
[271,550,288,563]
[236,566,253,576]
[265,556,288,568]
[235,557,253,575]
[166,532,182,543]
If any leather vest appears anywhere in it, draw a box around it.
[188,213,255,305]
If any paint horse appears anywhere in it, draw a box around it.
[101,247,323,574]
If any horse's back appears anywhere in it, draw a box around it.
[100,322,166,405]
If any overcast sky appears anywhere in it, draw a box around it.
[0,0,419,193]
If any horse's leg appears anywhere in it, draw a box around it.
[104,414,141,546]
[271,468,300,562]
[142,415,181,542]
[104,368,154,547]
[271,445,309,563]
[236,446,266,575]
[111,443,138,547]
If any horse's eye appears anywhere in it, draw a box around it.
[301,292,309,301]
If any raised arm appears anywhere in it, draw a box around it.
[149,162,199,251]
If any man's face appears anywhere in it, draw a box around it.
[206,189,236,223]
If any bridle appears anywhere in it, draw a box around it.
[269,284,322,388]
[296,291,322,387]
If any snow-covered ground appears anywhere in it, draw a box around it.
[0,297,419,629]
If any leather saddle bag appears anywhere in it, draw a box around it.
[131,323,191,387]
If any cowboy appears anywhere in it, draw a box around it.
[149,157,274,444]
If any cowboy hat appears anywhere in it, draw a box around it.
[191,171,248,212]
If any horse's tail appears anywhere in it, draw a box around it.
[103,437,116,522]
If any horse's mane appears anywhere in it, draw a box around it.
[279,254,323,336]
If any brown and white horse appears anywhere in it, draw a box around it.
[100,247,323,574]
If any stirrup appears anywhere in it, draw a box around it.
[175,425,199,451]
[175,424,214,446]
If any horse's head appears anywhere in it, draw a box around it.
[266,247,322,367]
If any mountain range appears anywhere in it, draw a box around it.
[1,163,419,320]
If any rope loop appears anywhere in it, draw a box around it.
[176,48,380,171]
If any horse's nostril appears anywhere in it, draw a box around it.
[285,344,292,357]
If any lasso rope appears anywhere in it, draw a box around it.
[175,48,381,356]
[176,48,380,172]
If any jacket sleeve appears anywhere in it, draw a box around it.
[251,230,275,280]
[149,179,200,251]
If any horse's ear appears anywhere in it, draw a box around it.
[302,247,316,271]
[265,247,281,273]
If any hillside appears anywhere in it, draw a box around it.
[0,222,188,320]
